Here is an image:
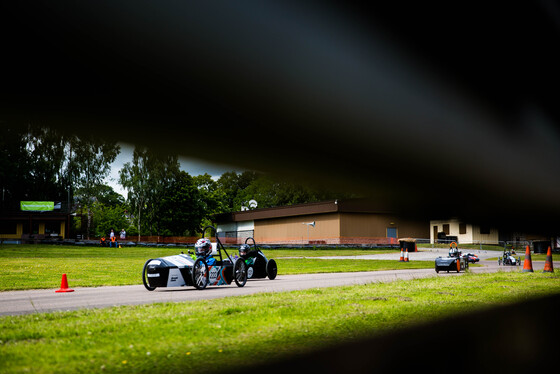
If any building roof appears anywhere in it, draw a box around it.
[214,198,394,223]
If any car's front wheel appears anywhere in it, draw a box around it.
[234,259,247,287]
[192,258,209,290]
[142,259,156,291]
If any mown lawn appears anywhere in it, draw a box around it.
[0,272,558,374]
[0,245,430,291]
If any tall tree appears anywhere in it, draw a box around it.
[0,123,31,209]
[156,171,204,236]
[119,147,181,238]
[216,171,258,211]
[215,171,358,212]
[0,123,120,218]
[67,134,120,238]
[194,173,227,225]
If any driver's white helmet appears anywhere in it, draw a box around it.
[449,247,458,257]
[195,238,212,256]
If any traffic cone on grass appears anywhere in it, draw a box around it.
[404,249,409,262]
[522,245,534,273]
[543,246,554,273]
[55,273,74,293]
[399,248,405,262]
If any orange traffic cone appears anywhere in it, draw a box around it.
[399,248,405,262]
[414,242,418,252]
[404,248,409,262]
[543,246,554,273]
[522,245,534,273]
[55,273,74,293]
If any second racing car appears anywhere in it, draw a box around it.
[238,237,278,280]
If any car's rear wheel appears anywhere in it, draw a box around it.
[142,259,156,291]
[266,259,277,280]
[234,259,247,287]
[435,265,439,273]
[192,258,209,290]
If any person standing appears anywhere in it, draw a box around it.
[120,228,126,240]
[109,228,116,248]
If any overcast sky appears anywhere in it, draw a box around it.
[105,143,245,199]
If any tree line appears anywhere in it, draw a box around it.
[1,124,355,239]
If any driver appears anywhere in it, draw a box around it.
[195,238,216,265]
[449,247,458,257]
[238,244,250,258]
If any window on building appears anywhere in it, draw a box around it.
[387,227,397,239]
[443,224,450,235]
[45,222,60,235]
[0,221,17,235]
[459,223,467,235]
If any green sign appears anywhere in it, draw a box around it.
[20,201,55,211]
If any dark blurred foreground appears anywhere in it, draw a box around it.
[2,2,560,234]
[229,293,560,374]
[1,2,559,371]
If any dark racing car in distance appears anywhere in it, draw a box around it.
[461,252,480,263]
[142,226,247,290]
[238,237,277,280]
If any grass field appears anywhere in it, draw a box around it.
[1,244,558,373]
[0,245,433,291]
[1,272,559,373]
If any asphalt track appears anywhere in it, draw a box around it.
[0,249,545,316]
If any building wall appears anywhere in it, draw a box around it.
[471,225,499,244]
[0,222,23,239]
[250,212,429,244]
[430,219,499,244]
[340,213,392,237]
[0,218,68,239]
[254,213,340,243]
[340,213,429,239]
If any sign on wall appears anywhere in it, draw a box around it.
[20,201,54,211]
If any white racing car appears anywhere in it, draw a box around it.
[142,226,247,290]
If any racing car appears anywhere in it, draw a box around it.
[238,237,277,280]
[435,242,469,273]
[461,252,480,263]
[142,226,247,290]
[498,250,521,266]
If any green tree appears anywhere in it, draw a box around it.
[214,171,358,212]
[67,135,120,238]
[156,171,204,236]
[0,123,31,209]
[119,147,181,238]
[194,173,227,224]
[215,171,258,211]
[0,124,119,225]
[91,202,130,238]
